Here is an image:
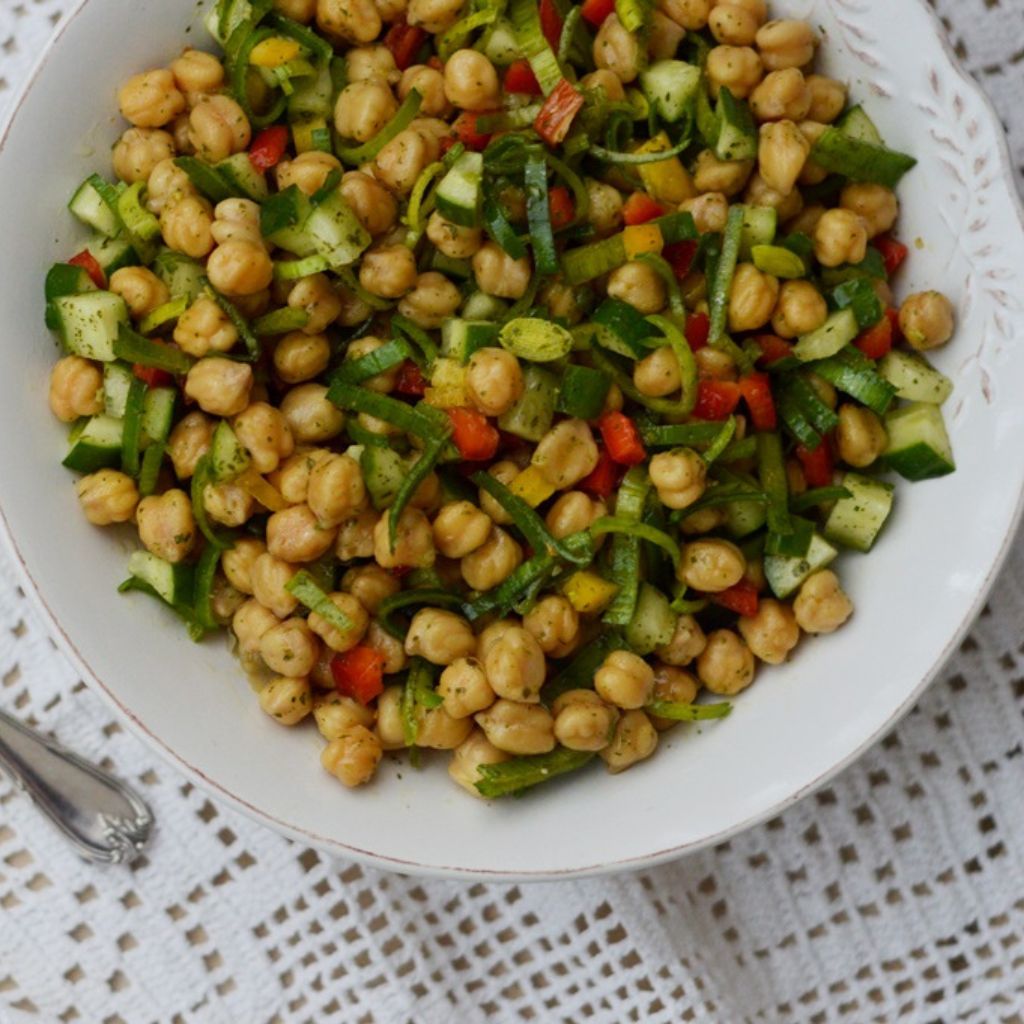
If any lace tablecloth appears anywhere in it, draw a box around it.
[2,2,1024,1021]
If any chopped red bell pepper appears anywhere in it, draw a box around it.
[383,20,427,71]
[853,313,893,360]
[599,412,646,466]
[796,438,834,488]
[685,311,710,351]
[331,646,386,706]
[534,78,585,146]
[622,192,666,226]
[248,125,289,172]
[68,249,106,289]
[394,359,428,396]
[885,305,902,342]
[548,186,574,230]
[694,380,741,420]
[579,448,619,498]
[451,111,493,151]
[504,58,542,96]
[663,240,697,280]
[446,407,500,461]
[738,372,777,431]
[580,0,615,26]
[133,364,174,388]
[872,235,909,277]
[712,579,760,618]
[539,0,564,51]
[753,333,794,367]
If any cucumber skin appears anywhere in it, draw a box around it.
[764,534,838,599]
[823,473,894,553]
[883,402,955,481]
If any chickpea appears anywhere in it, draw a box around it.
[594,649,655,710]
[737,598,799,665]
[357,243,417,299]
[656,614,707,666]
[106,267,167,322]
[287,274,342,335]
[532,419,600,490]
[187,94,250,163]
[333,81,397,144]
[899,291,955,351]
[433,658,492,719]
[633,346,681,399]
[585,178,625,237]
[758,120,810,195]
[112,127,175,184]
[471,241,532,299]
[541,281,584,325]
[836,404,888,468]
[160,194,215,258]
[679,539,746,594]
[425,211,482,260]
[220,538,264,597]
[267,504,338,563]
[749,68,811,123]
[771,279,827,339]
[729,0,768,20]
[710,3,760,44]
[146,157,194,214]
[373,506,435,569]
[474,699,555,755]
[523,596,579,657]
[280,384,345,443]
[317,0,382,42]
[258,676,312,725]
[482,626,546,703]
[431,501,492,560]
[137,490,195,563]
[579,69,626,103]
[607,261,666,315]
[680,191,729,234]
[694,346,737,382]
[173,297,236,358]
[402,608,475,667]
[248,552,297,618]
[743,170,803,220]
[813,208,868,268]
[230,403,294,478]
[274,0,316,19]
[647,666,700,730]
[336,507,379,561]
[593,15,641,83]
[305,592,368,653]
[646,9,684,60]
[442,49,500,111]
[545,491,607,541]
[118,69,185,128]
[337,172,397,238]
[463,348,522,417]
[793,569,853,635]
[693,150,754,197]
[321,727,382,786]
[184,358,252,418]
[466,460,513,526]
[448,730,509,796]
[657,0,711,30]
[756,19,817,71]
[345,44,399,86]
[408,0,462,32]
[680,506,725,535]
[232,599,278,657]
[461,527,522,591]
[787,202,826,238]
[48,356,103,422]
[304,454,364,530]
[399,65,448,118]
[649,448,706,510]
[206,239,274,298]
[166,411,213,480]
[276,151,343,197]
[314,694,375,740]
[75,470,138,526]
[374,128,438,194]
[600,710,658,773]
[398,272,462,329]
[203,482,254,528]
[805,74,846,123]
[260,618,320,678]
[552,690,618,751]
[409,703,470,750]
[210,198,263,249]
[840,183,898,239]
[170,48,224,101]
[697,629,756,694]
[268,330,327,384]
[374,685,406,749]
[706,45,764,99]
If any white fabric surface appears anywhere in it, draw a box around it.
[2,2,1024,1022]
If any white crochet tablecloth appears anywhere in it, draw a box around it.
[3,2,1024,1022]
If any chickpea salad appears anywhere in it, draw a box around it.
[46,0,958,797]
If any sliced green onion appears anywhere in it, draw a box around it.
[702,416,737,465]
[333,338,412,385]
[646,700,732,722]
[264,11,333,64]
[635,253,685,316]
[286,570,354,632]
[205,282,261,361]
[525,150,557,274]
[790,485,852,512]
[138,295,189,335]
[437,7,499,60]
[138,441,165,497]
[191,455,232,550]
[114,324,192,375]
[378,588,465,639]
[482,193,527,259]
[640,422,726,449]
[335,89,422,165]
[543,630,628,703]
[717,435,758,463]
[589,516,680,568]
[474,747,594,798]
[231,27,289,129]
[392,314,439,366]
[388,436,448,548]
[602,467,650,627]
[407,656,443,709]
[499,317,573,362]
[463,553,557,622]
[587,136,691,164]
[326,380,438,438]
[670,484,767,521]
[709,204,744,347]
[757,431,791,537]
[273,254,331,280]
[120,378,147,478]
[335,267,394,311]
[509,0,564,95]
[252,307,310,335]
[193,543,224,633]
[404,159,446,246]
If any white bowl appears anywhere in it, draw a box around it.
[2,0,1023,879]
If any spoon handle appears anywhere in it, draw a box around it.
[0,707,153,864]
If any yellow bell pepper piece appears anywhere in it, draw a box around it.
[249,37,302,69]
[510,466,556,507]
[623,223,664,259]
[424,357,469,408]
[636,131,697,205]
[563,571,620,614]
[236,467,288,512]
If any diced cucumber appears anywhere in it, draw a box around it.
[126,550,195,607]
[723,495,767,538]
[811,128,917,189]
[44,263,99,329]
[883,402,955,481]
[84,233,138,278]
[361,446,406,509]
[877,350,953,405]
[739,205,777,260]
[116,182,161,248]
[138,295,189,335]
[51,291,130,362]
[481,18,521,66]
[462,291,508,321]
[836,105,883,146]
[216,152,270,202]
[102,362,135,419]
[714,87,757,162]
[174,156,234,203]
[269,187,371,269]
[751,244,805,278]
[152,249,207,303]
[498,365,559,442]
[830,277,884,330]
[435,151,483,228]
[440,319,500,363]
[210,420,251,482]
[556,365,612,420]
[823,472,894,552]
[68,174,121,237]
[793,308,859,362]
[764,533,838,599]
[592,298,653,359]
[625,583,678,655]
[62,415,124,472]
[640,60,702,123]
[429,251,472,279]
[141,388,177,447]
[288,63,333,119]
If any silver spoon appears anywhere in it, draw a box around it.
[0,707,153,864]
